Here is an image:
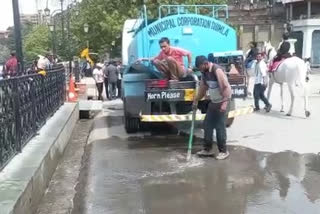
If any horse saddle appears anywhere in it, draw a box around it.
[269,59,285,73]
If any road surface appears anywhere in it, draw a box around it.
[37,73,320,214]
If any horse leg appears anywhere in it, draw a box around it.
[267,74,274,100]
[302,81,311,117]
[280,83,284,112]
[287,84,295,116]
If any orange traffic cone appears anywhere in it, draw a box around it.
[68,75,78,102]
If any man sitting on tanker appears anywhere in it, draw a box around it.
[138,37,193,80]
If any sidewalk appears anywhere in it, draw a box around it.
[0,103,79,214]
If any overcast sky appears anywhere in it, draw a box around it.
[0,0,71,31]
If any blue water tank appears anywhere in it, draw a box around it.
[128,13,237,66]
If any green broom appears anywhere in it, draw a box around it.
[187,81,199,161]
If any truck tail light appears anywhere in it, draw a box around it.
[146,80,168,89]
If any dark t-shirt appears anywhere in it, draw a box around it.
[202,64,225,104]
[201,64,221,85]
[278,41,290,55]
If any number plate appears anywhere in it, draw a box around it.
[231,85,247,98]
[145,90,186,101]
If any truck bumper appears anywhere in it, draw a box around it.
[140,106,253,122]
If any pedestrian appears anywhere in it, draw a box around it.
[103,61,110,100]
[193,55,232,160]
[253,52,272,112]
[37,55,50,70]
[5,52,18,77]
[84,60,92,77]
[93,63,104,101]
[106,60,118,100]
[116,60,122,98]
[305,58,311,75]
[244,41,258,69]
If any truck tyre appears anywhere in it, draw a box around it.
[123,98,140,133]
[125,116,140,133]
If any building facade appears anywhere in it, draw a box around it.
[284,0,320,66]
[227,0,286,51]
[20,14,40,25]
[0,30,9,39]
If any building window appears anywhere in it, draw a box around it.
[290,31,303,58]
[312,30,320,66]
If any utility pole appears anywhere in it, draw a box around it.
[12,0,24,74]
[60,0,65,42]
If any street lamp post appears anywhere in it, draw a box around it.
[48,23,55,55]
[83,23,89,48]
[12,0,24,75]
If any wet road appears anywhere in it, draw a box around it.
[71,105,320,214]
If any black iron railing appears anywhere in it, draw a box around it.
[0,64,66,170]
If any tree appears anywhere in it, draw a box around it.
[23,25,50,64]
[0,44,10,64]
[69,0,227,59]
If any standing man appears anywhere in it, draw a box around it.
[103,62,110,100]
[193,56,232,160]
[139,37,192,80]
[106,60,118,100]
[5,52,18,77]
[245,41,258,69]
[92,63,104,101]
[254,52,272,112]
[116,60,122,98]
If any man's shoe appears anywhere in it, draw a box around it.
[266,104,272,113]
[197,149,214,157]
[254,108,260,112]
[216,151,230,160]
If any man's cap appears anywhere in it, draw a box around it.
[195,55,208,68]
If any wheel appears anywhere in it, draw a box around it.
[226,117,234,128]
[125,116,140,133]
[123,97,139,133]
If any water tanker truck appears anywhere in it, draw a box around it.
[122,4,248,133]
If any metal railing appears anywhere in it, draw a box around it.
[158,4,229,19]
[0,64,66,170]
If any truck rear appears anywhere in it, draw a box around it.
[122,5,249,133]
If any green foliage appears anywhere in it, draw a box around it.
[0,43,10,64]
[71,0,226,59]
[23,25,50,63]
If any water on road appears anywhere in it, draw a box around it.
[72,115,320,214]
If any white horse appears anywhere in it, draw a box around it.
[263,41,310,117]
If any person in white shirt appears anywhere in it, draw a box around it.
[93,63,104,100]
[254,52,272,112]
[116,60,122,98]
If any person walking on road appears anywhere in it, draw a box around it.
[103,62,110,100]
[106,61,118,100]
[5,52,18,77]
[93,63,104,101]
[253,52,272,112]
[116,60,122,98]
[193,55,232,160]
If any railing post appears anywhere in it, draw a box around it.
[13,78,21,152]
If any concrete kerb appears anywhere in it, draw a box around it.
[0,102,79,214]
